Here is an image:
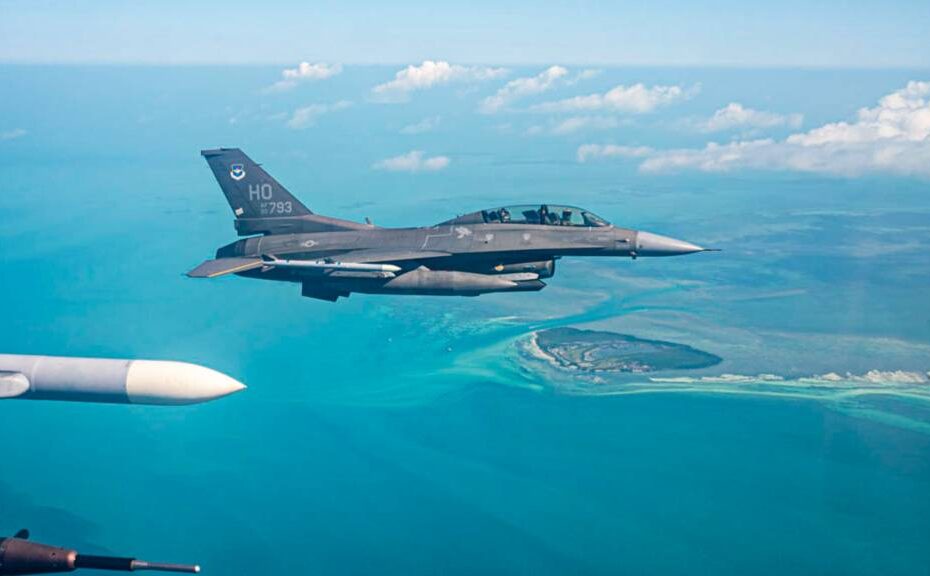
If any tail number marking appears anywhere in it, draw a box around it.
[249,183,293,215]
[249,183,274,200]
[262,201,292,215]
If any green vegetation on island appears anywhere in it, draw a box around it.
[533,327,722,373]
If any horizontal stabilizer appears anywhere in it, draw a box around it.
[0,372,30,398]
[187,257,264,278]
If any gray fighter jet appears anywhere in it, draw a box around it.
[188,149,712,301]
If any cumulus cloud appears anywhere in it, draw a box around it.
[267,62,342,92]
[533,83,698,114]
[0,128,27,141]
[527,116,621,137]
[699,102,803,132]
[577,144,654,162]
[372,60,507,102]
[571,69,602,83]
[285,100,352,129]
[551,116,620,135]
[479,65,569,113]
[400,116,441,134]
[373,150,450,172]
[580,81,930,177]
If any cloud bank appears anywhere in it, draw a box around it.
[580,81,930,177]
[286,100,351,129]
[577,144,653,162]
[480,65,569,113]
[533,83,697,114]
[373,150,450,172]
[699,102,803,132]
[372,60,507,102]
[267,62,342,92]
[551,116,620,135]
[400,116,441,134]
[0,128,27,141]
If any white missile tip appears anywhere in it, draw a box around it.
[126,360,246,406]
[0,372,30,398]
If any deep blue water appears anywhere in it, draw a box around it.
[1,66,929,575]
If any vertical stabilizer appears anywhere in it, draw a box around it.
[200,148,312,219]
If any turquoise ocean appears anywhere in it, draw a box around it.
[1,66,929,574]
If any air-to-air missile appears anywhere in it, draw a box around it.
[0,529,198,574]
[0,354,245,405]
[187,148,717,302]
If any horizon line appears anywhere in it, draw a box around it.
[2,60,929,71]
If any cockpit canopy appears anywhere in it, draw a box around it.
[441,205,611,227]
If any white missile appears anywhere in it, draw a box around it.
[0,354,246,406]
[261,255,402,274]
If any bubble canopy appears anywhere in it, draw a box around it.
[441,205,611,227]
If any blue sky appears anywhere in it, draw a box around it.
[1,0,929,67]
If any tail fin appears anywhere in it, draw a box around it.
[201,148,312,219]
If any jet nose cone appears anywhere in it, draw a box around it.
[125,360,247,405]
[636,231,706,257]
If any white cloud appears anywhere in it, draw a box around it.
[789,81,930,145]
[266,62,342,92]
[400,116,441,134]
[580,81,930,177]
[533,83,697,114]
[699,102,803,132]
[372,60,507,102]
[479,65,569,113]
[285,100,352,129]
[551,116,619,135]
[0,128,27,141]
[577,144,654,162]
[570,69,602,84]
[526,116,621,137]
[373,150,450,172]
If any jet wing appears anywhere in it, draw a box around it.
[0,372,30,398]
[335,249,452,264]
[186,257,264,278]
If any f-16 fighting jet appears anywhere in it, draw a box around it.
[188,149,713,301]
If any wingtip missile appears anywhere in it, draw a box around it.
[0,531,200,575]
[261,255,402,274]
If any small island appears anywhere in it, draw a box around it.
[532,327,722,373]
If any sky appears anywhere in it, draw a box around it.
[1,0,929,67]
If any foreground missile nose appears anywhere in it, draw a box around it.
[635,231,706,257]
[0,354,246,406]
[126,360,246,405]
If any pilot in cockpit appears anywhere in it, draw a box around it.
[538,204,550,224]
[499,207,511,222]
